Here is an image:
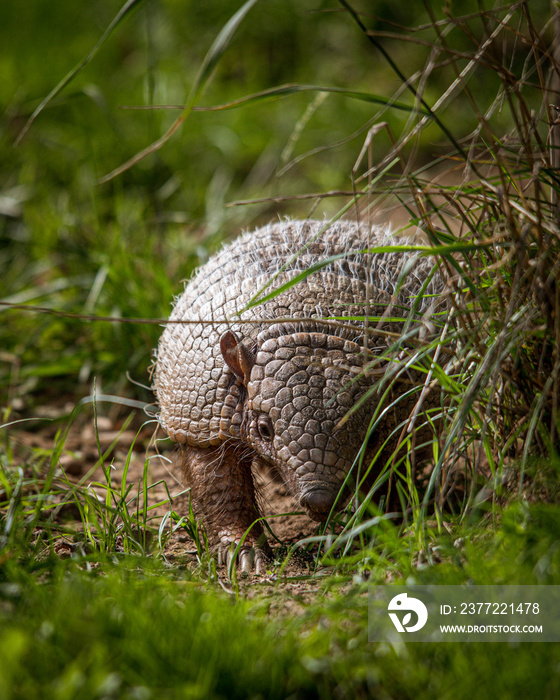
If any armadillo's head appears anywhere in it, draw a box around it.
[221,329,373,522]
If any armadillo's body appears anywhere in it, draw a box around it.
[154,219,443,571]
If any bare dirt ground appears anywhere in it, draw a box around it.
[10,408,327,589]
[10,391,529,592]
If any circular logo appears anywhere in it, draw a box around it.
[388,593,429,633]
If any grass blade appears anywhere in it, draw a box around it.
[15,0,145,145]
[99,0,261,184]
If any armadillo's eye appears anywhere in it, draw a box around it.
[257,416,274,442]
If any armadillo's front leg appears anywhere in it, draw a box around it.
[178,444,268,574]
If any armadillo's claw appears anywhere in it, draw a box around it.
[254,549,266,575]
[238,547,254,573]
[217,539,268,576]
[236,547,266,574]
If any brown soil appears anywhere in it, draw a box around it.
[9,408,326,587]
[10,401,522,590]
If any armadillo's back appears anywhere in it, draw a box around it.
[154,219,441,447]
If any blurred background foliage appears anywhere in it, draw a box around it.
[0,0,556,410]
[2,9,560,694]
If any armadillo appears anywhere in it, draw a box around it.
[154,219,444,572]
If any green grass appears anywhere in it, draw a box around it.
[2,503,560,699]
[2,0,560,697]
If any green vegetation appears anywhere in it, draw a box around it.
[2,482,560,698]
[2,0,560,697]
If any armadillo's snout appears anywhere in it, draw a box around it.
[300,487,339,522]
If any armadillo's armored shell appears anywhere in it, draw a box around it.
[154,219,442,449]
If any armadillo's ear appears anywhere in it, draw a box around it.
[220,330,256,385]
